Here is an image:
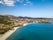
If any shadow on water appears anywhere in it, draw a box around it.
[6,23,53,40]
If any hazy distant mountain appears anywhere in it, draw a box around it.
[0,15,53,25]
[0,14,53,20]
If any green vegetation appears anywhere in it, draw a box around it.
[0,16,14,34]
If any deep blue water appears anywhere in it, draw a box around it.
[6,23,53,40]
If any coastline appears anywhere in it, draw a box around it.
[0,27,20,40]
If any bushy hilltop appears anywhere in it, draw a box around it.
[0,15,53,34]
[0,15,19,34]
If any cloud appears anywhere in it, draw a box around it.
[0,0,32,6]
[0,1,2,3]
[24,1,32,6]
[24,4,27,5]
[0,1,3,4]
[3,0,15,6]
[16,0,24,3]
[0,0,15,6]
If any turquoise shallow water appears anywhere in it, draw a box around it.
[6,23,53,40]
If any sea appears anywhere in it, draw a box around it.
[6,23,53,40]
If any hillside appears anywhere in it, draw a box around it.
[0,15,53,34]
[0,15,19,34]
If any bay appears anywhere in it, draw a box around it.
[6,23,53,40]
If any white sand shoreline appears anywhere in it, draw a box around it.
[0,27,20,40]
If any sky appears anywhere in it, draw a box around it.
[0,0,53,18]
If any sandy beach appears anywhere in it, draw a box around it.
[0,27,20,40]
